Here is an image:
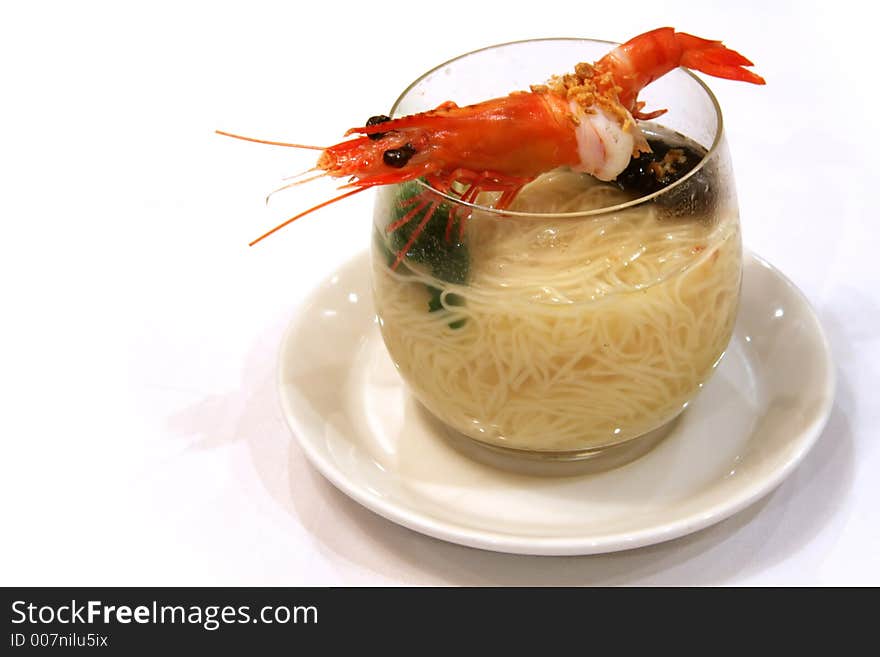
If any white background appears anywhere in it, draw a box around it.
[2,0,877,585]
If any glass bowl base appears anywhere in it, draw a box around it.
[430,411,682,477]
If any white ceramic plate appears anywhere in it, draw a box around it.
[278,251,835,555]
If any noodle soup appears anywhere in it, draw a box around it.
[372,166,741,453]
[371,39,744,462]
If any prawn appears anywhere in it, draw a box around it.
[218,27,764,254]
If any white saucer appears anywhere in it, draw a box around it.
[278,251,835,555]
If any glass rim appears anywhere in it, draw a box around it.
[388,37,725,219]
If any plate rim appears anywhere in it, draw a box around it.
[277,250,836,556]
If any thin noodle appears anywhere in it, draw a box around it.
[373,169,741,451]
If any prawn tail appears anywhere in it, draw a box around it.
[675,32,766,85]
[599,28,765,115]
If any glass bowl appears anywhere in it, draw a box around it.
[370,39,742,473]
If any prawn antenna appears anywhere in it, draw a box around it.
[249,186,370,247]
[215,130,326,150]
[265,169,328,205]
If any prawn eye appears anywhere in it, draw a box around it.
[383,143,416,168]
[366,115,391,140]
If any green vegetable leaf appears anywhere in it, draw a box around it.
[387,181,469,285]
[384,180,470,329]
